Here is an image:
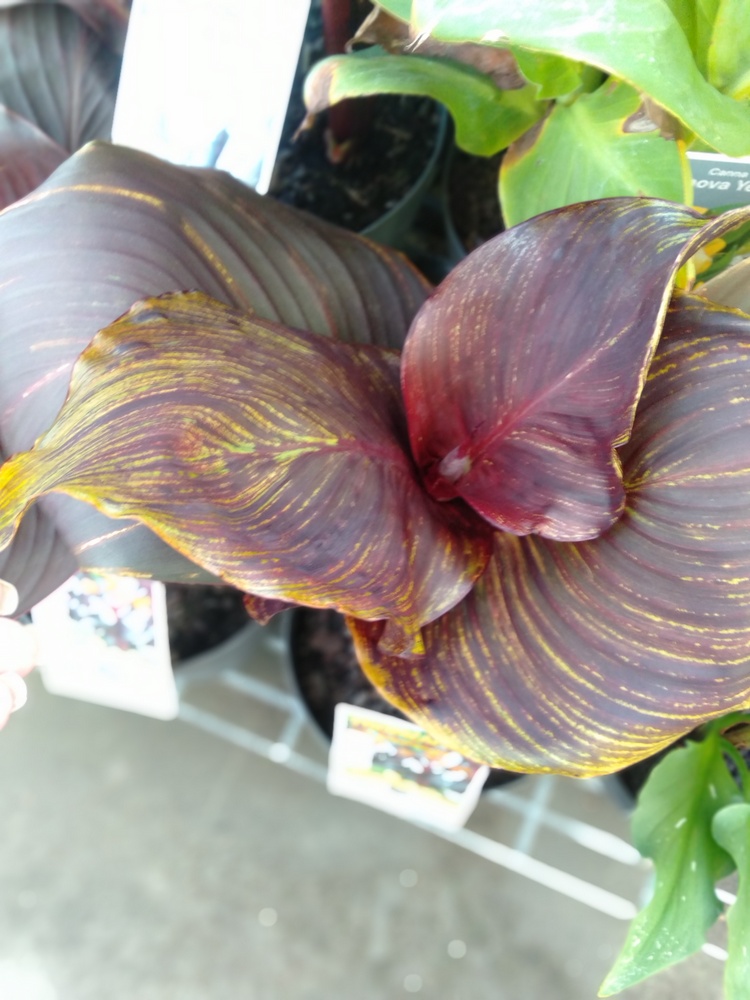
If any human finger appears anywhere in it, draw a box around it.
[0,580,19,616]
[0,618,38,677]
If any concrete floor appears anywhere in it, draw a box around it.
[0,622,730,1000]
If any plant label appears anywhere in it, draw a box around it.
[688,152,750,209]
[112,0,311,193]
[328,702,489,831]
[31,571,178,719]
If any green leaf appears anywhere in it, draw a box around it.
[0,292,492,653]
[511,48,584,99]
[662,0,721,77]
[707,0,750,99]
[304,51,544,157]
[500,81,692,226]
[599,733,738,995]
[712,803,750,1000]
[408,0,750,155]
[376,0,411,21]
[352,296,750,776]
[402,199,750,542]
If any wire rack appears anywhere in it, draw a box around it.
[173,620,731,965]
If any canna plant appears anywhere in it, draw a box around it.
[303,0,750,226]
[1,141,750,994]
[0,138,749,775]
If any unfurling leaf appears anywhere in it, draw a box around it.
[353,296,750,775]
[599,733,738,996]
[0,293,491,653]
[402,199,750,541]
[711,802,750,1000]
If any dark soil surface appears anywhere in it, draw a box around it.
[268,0,439,232]
[270,96,440,232]
[167,584,249,664]
[447,147,505,252]
[289,606,522,789]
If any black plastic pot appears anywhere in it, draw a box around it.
[441,144,505,265]
[286,606,523,790]
[167,584,251,665]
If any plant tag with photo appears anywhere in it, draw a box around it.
[31,571,178,720]
[113,0,311,193]
[688,152,750,209]
[328,703,489,831]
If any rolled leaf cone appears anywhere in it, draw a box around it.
[0,142,429,605]
[0,292,491,651]
[402,198,750,542]
[353,296,750,776]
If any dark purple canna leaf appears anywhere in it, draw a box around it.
[0,106,67,210]
[0,142,429,598]
[0,0,131,52]
[402,198,750,542]
[352,295,750,776]
[0,293,491,652]
[0,4,120,152]
[0,444,75,613]
[0,3,120,211]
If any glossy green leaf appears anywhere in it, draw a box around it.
[600,733,737,995]
[707,0,750,99]
[377,0,411,20]
[404,0,750,155]
[0,142,429,596]
[0,292,491,652]
[511,49,584,99]
[304,51,544,157]
[712,803,750,1000]
[662,0,721,77]
[500,81,692,227]
[402,199,749,542]
[353,296,750,775]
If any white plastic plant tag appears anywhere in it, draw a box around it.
[687,152,750,209]
[31,571,178,720]
[328,703,489,831]
[112,0,311,193]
